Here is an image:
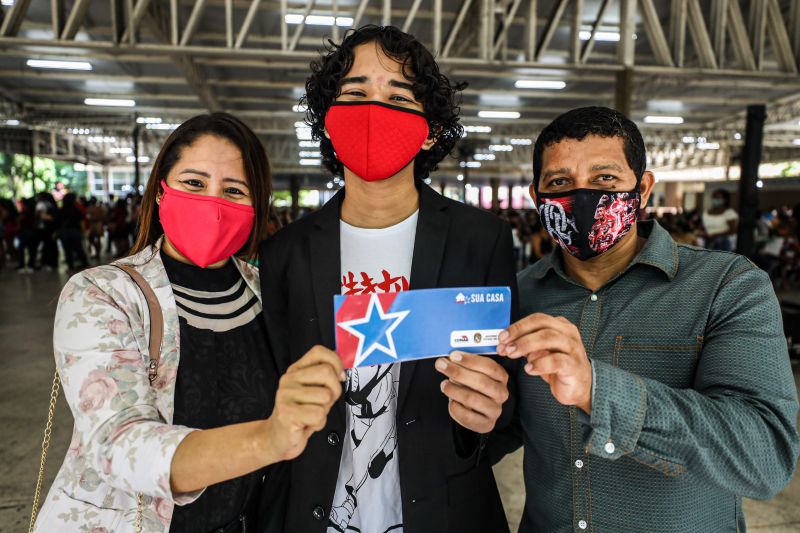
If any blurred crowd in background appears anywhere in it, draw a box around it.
[4,189,800,293]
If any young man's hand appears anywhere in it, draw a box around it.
[496,313,593,414]
[435,352,510,434]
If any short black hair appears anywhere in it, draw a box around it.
[302,25,466,180]
[532,106,646,191]
[711,188,731,208]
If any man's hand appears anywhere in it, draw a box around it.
[435,352,509,434]
[264,346,344,462]
[496,313,593,414]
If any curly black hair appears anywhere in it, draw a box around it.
[301,25,466,181]
[532,106,647,191]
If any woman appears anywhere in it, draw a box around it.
[34,113,344,533]
[701,188,739,251]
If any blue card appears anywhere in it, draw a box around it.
[334,287,511,368]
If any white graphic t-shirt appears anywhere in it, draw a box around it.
[328,210,418,533]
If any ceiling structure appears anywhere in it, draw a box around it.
[1,0,800,189]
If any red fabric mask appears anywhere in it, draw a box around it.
[158,180,255,268]
[324,101,430,182]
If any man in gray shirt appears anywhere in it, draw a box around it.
[491,106,799,532]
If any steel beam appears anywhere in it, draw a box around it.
[686,0,717,69]
[492,0,525,59]
[571,0,582,64]
[121,0,154,44]
[0,0,32,37]
[766,0,797,73]
[236,0,263,48]
[402,0,424,33]
[579,0,610,63]
[710,0,727,68]
[619,0,635,67]
[749,0,767,70]
[180,0,208,46]
[526,0,537,61]
[536,0,568,62]
[726,0,757,71]
[61,0,91,39]
[442,0,473,58]
[639,0,674,67]
[669,0,687,68]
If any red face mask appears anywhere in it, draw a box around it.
[158,180,255,268]
[324,101,430,182]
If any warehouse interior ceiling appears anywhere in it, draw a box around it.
[2,0,800,189]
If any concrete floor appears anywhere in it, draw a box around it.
[0,263,799,532]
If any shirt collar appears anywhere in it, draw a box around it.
[532,220,679,282]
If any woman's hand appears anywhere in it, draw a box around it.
[262,346,345,463]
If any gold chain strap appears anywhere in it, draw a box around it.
[29,370,146,532]
[28,370,60,533]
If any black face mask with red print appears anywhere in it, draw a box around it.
[536,187,641,261]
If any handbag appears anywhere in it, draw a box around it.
[28,263,164,533]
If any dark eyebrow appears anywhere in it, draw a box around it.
[389,79,414,92]
[542,167,571,180]
[340,76,368,86]
[591,163,625,173]
[179,168,210,178]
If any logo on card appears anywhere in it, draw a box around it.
[455,293,467,304]
[450,329,501,348]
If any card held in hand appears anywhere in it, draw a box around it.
[334,286,511,368]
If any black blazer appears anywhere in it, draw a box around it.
[257,182,518,533]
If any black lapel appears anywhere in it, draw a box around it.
[308,188,346,429]
[398,182,450,412]
[308,189,344,350]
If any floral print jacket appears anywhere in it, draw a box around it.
[34,240,261,533]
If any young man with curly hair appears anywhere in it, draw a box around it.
[258,25,517,533]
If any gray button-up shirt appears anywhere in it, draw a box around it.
[491,220,799,532]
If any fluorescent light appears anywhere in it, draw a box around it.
[734,132,742,140]
[489,144,513,152]
[460,161,481,168]
[300,158,321,166]
[110,147,133,154]
[1,0,15,6]
[478,111,520,119]
[514,80,566,90]
[644,115,684,124]
[464,125,491,133]
[682,136,696,143]
[293,121,308,128]
[136,117,162,124]
[510,138,532,145]
[292,104,307,113]
[299,151,321,158]
[87,136,116,143]
[299,140,320,147]
[85,98,135,107]
[285,14,352,26]
[757,180,764,188]
[793,139,800,146]
[456,174,464,181]
[27,59,92,70]
[424,178,432,184]
[697,142,720,150]
[474,153,496,161]
[126,156,150,163]
[3,119,20,126]
[296,127,313,140]
[579,30,620,42]
[146,123,179,131]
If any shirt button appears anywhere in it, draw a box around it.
[327,431,340,446]
[574,459,584,469]
[604,441,616,454]
[590,293,598,302]
[312,505,326,521]
[578,519,588,529]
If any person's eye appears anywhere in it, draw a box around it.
[390,94,413,103]
[342,90,366,97]
[598,174,617,181]
[181,179,203,188]
[225,187,246,196]
[549,177,569,188]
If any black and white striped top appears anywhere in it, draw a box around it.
[172,276,262,332]
[160,250,272,532]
